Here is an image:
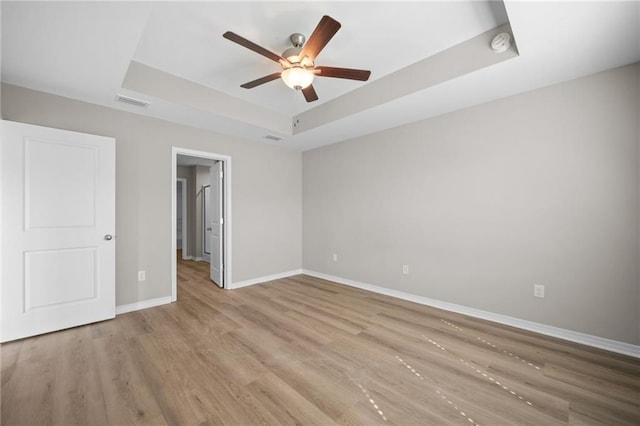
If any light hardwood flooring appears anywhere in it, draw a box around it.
[2,255,640,425]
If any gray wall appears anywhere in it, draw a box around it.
[2,84,302,306]
[303,64,639,345]
[2,64,638,345]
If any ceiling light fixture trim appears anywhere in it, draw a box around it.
[281,65,315,90]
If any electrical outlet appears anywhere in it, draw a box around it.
[534,284,545,298]
[332,253,338,262]
[402,265,409,275]
[138,270,146,282]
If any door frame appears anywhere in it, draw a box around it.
[176,178,188,259]
[171,147,231,300]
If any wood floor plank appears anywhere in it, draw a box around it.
[131,335,212,425]
[245,372,337,425]
[195,336,271,386]
[274,295,368,334]
[93,336,167,425]
[489,356,640,425]
[267,357,361,421]
[51,339,109,425]
[2,259,639,425]
[1,338,56,425]
[358,327,566,424]
[544,363,640,406]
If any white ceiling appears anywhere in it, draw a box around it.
[133,1,508,115]
[2,1,639,151]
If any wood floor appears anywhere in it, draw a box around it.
[2,256,640,425]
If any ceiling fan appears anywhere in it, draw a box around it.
[223,15,371,103]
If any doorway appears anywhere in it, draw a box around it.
[171,147,231,301]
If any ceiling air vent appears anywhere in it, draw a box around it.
[263,135,283,141]
[116,94,150,108]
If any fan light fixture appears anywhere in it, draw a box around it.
[223,16,371,103]
[281,66,315,90]
[280,38,315,91]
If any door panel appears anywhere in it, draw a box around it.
[25,247,98,310]
[25,139,97,228]
[209,161,223,287]
[203,185,211,256]
[1,120,116,342]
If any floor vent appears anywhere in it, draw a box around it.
[116,94,150,108]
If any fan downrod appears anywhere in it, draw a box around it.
[289,33,305,48]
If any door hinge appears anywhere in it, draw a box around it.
[220,217,224,225]
[220,171,223,179]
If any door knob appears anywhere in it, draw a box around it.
[104,234,113,241]
[206,227,212,231]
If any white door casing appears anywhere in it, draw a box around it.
[171,147,231,298]
[1,120,116,342]
[209,161,223,288]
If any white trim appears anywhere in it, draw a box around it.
[230,269,303,290]
[171,150,177,301]
[172,147,232,300]
[176,178,188,258]
[302,269,640,359]
[116,296,172,315]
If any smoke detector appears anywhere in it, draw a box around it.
[491,32,512,53]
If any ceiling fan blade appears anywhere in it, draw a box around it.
[302,85,319,102]
[315,66,371,81]
[299,16,341,61]
[240,72,282,89]
[223,31,287,64]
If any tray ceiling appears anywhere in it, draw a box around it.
[2,1,638,150]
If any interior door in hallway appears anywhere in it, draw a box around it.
[209,161,223,287]
[1,120,116,342]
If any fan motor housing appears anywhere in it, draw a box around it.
[282,46,302,61]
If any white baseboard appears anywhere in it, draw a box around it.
[302,269,640,359]
[116,296,172,315]
[230,269,303,289]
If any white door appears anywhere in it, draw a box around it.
[209,161,223,287]
[203,185,211,260]
[1,120,116,342]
